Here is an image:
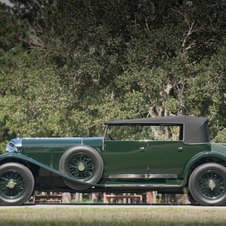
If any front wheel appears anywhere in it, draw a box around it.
[0,163,34,206]
[189,163,226,206]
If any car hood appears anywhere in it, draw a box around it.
[10,137,104,148]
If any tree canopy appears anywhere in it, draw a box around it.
[1,0,226,153]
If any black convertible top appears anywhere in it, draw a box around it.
[104,115,209,144]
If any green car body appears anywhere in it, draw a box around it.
[1,115,226,206]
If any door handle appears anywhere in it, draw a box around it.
[178,147,183,152]
[140,147,145,152]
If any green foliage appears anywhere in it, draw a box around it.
[1,0,226,147]
[212,130,226,143]
[108,125,180,141]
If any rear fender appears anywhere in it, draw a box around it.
[181,151,226,187]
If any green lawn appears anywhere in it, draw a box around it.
[0,207,225,226]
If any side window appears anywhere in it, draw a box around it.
[106,125,182,141]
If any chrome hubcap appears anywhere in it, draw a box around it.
[78,163,85,171]
[208,180,216,191]
[67,153,95,181]
[6,180,17,189]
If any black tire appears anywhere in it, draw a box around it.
[59,145,104,191]
[0,162,34,206]
[189,163,226,206]
[187,192,197,205]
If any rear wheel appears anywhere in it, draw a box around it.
[189,163,226,206]
[59,145,104,190]
[0,163,34,206]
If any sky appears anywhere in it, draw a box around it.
[0,0,14,6]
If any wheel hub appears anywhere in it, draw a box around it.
[6,180,17,189]
[67,153,96,182]
[208,180,216,191]
[78,162,85,171]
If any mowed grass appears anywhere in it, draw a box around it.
[0,206,226,226]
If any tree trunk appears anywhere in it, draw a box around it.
[62,192,71,203]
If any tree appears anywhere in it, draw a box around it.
[1,0,226,152]
[0,2,29,152]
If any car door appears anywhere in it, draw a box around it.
[144,141,186,177]
[144,141,210,177]
[104,140,148,177]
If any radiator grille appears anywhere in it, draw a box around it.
[26,151,51,166]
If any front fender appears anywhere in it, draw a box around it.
[0,153,105,187]
[180,151,226,187]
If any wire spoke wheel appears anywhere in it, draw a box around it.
[67,153,95,181]
[0,163,34,206]
[189,163,226,206]
[0,169,26,199]
[198,170,226,200]
[59,145,104,191]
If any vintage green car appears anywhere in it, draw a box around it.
[1,115,226,206]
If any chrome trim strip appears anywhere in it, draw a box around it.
[108,174,144,179]
[105,184,180,188]
[188,142,210,145]
[102,125,108,151]
[108,174,178,179]
[103,125,108,138]
[102,138,104,151]
[149,174,178,179]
